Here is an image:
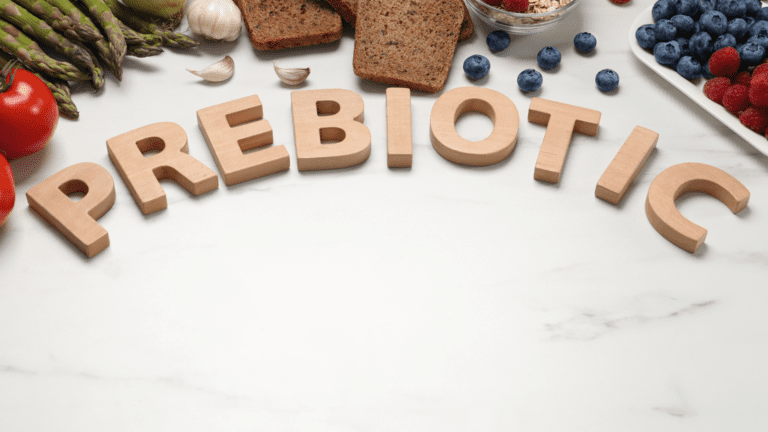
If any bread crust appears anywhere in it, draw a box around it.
[235,0,343,50]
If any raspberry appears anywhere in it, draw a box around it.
[708,47,741,77]
[703,76,732,103]
[734,71,751,87]
[722,84,750,114]
[610,0,631,4]
[483,0,503,6]
[752,63,768,79]
[501,0,528,12]
[739,106,768,134]
[749,73,768,106]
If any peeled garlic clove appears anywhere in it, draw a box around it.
[274,61,310,86]
[187,56,234,82]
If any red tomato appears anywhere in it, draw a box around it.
[0,153,14,227]
[0,68,58,160]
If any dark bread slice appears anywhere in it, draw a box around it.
[235,0,343,50]
[326,0,474,41]
[352,0,464,93]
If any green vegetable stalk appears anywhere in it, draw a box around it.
[103,0,199,49]
[34,0,102,42]
[120,0,185,27]
[0,18,89,82]
[76,0,126,72]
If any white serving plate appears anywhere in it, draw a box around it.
[628,5,768,156]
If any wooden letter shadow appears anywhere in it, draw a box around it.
[387,87,413,168]
[26,162,115,257]
[430,86,519,166]
[596,125,659,205]
[106,122,219,215]
[197,95,290,186]
[528,98,601,183]
[291,89,371,171]
[645,162,750,253]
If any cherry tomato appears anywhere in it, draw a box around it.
[0,153,14,227]
[0,67,58,160]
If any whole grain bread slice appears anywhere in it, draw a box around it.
[235,0,343,50]
[326,0,474,40]
[352,0,464,93]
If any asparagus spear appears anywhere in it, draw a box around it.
[42,0,103,42]
[0,51,79,119]
[0,0,104,88]
[118,20,161,46]
[103,0,198,49]
[0,18,89,81]
[13,0,84,43]
[75,0,125,70]
[126,42,162,58]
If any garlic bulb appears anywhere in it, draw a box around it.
[186,0,242,42]
[188,56,235,82]
[274,61,310,85]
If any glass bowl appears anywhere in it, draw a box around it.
[464,0,582,35]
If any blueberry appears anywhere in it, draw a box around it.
[573,32,597,53]
[756,8,768,21]
[636,24,658,49]
[744,0,761,16]
[715,0,746,18]
[676,37,692,56]
[727,18,749,40]
[537,46,561,69]
[486,30,511,53]
[671,15,696,36]
[747,33,768,48]
[463,55,490,79]
[699,0,715,15]
[748,19,768,37]
[700,10,728,35]
[690,31,715,60]
[675,0,699,16]
[595,69,619,92]
[714,32,738,50]
[653,0,677,21]
[517,69,543,92]
[676,55,702,79]
[738,41,766,64]
[701,61,714,78]
[655,19,678,41]
[654,40,683,66]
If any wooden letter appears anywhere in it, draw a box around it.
[387,87,413,168]
[291,89,371,171]
[106,122,219,215]
[197,95,290,186]
[596,126,659,205]
[528,98,601,183]
[645,162,750,253]
[26,162,115,257]
[430,87,519,166]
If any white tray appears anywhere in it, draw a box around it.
[628,5,768,156]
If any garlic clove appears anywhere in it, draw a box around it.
[274,61,310,86]
[187,56,235,82]
[186,0,242,42]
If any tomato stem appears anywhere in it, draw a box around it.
[0,59,20,93]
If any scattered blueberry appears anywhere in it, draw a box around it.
[676,37,692,57]
[744,0,761,16]
[654,19,677,41]
[654,40,683,66]
[486,30,511,53]
[738,41,766,65]
[715,0,746,19]
[714,33,738,50]
[756,7,768,21]
[517,69,543,92]
[573,32,597,53]
[676,55,702,79]
[690,31,714,61]
[749,20,768,38]
[699,10,727,36]
[652,0,677,21]
[747,33,768,49]
[463,55,490,79]
[698,0,714,15]
[674,0,699,16]
[595,69,619,92]
[636,24,658,49]
[537,46,561,69]
[670,14,695,37]
[726,18,748,40]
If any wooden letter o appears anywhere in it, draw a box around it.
[430,87,519,166]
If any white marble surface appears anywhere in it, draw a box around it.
[2,0,768,430]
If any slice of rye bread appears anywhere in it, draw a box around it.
[352,0,465,93]
[326,0,474,41]
[235,0,343,50]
